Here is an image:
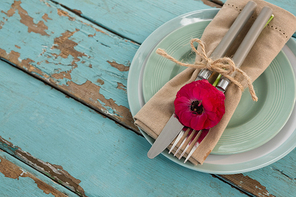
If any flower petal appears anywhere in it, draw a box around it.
[174,79,225,130]
[178,110,193,127]
[190,113,208,130]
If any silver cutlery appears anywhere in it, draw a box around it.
[174,6,273,163]
[147,1,257,159]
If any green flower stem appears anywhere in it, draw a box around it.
[265,14,274,27]
[212,74,222,87]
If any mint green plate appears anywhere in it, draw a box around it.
[142,21,296,155]
[128,8,296,174]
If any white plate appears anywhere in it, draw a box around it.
[127,9,296,174]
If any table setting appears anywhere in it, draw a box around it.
[1,0,296,196]
[129,0,296,174]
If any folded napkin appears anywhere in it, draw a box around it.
[134,0,296,165]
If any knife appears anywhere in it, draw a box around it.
[184,6,274,163]
[147,1,257,159]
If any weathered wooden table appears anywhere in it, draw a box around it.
[0,0,295,196]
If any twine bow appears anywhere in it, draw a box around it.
[156,38,258,101]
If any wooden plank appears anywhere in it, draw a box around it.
[218,150,296,197]
[0,0,139,132]
[0,60,247,196]
[51,0,296,44]
[51,0,217,44]
[0,0,290,133]
[45,0,296,195]
[0,0,295,196]
[240,151,296,196]
[0,150,77,197]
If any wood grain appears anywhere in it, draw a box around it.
[51,0,215,44]
[0,59,247,196]
[0,0,140,132]
[0,136,86,196]
[1,0,296,196]
[0,150,77,197]
[52,0,296,44]
[219,174,275,197]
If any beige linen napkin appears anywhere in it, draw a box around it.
[134,0,296,165]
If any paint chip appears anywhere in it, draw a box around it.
[107,60,129,72]
[42,13,52,22]
[5,1,50,36]
[51,30,87,63]
[57,9,76,21]
[0,156,68,196]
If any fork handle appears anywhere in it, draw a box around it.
[216,6,273,92]
[197,1,257,80]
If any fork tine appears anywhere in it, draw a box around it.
[178,130,201,159]
[169,127,189,154]
[184,129,209,163]
[174,128,192,156]
[184,141,199,163]
[174,129,195,157]
[176,130,196,158]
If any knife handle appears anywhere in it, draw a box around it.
[197,1,257,80]
[211,1,257,59]
[216,6,273,92]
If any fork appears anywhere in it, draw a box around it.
[147,1,258,160]
[169,128,201,157]
[169,128,207,163]
[169,6,273,163]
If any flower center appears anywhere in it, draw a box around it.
[190,100,204,115]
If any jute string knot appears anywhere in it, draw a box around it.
[156,38,258,101]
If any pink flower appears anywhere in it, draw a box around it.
[174,79,225,130]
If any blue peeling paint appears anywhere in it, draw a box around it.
[0,57,247,197]
[0,173,54,197]
[0,0,138,113]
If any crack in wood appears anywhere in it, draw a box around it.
[0,136,86,196]
[0,49,44,77]
[201,0,223,8]
[0,47,138,133]
[271,167,295,180]
[0,1,278,196]
[219,174,275,197]
[48,0,139,45]
[0,0,140,134]
[210,0,224,7]
[57,8,76,21]
[73,9,82,16]
[0,156,68,197]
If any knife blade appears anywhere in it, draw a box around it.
[184,6,273,163]
[147,115,184,159]
[147,1,257,159]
